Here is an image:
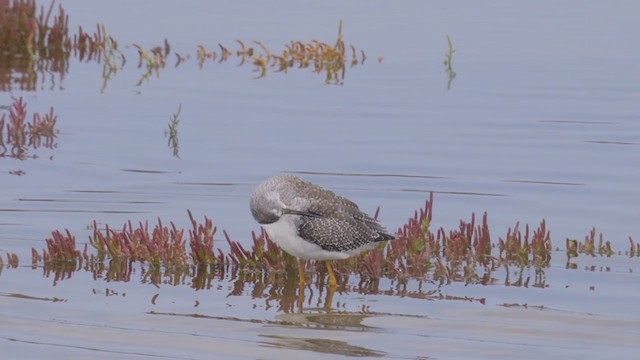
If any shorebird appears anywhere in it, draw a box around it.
[250,174,395,287]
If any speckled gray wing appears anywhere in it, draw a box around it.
[297,214,394,253]
[296,196,395,253]
[277,175,394,252]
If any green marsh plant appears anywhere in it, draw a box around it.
[164,103,181,158]
[443,34,457,90]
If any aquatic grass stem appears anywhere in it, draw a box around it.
[443,34,457,90]
[165,104,181,158]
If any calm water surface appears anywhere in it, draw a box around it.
[1,1,639,358]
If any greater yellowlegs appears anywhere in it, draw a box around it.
[250,174,395,287]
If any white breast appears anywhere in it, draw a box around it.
[262,215,351,261]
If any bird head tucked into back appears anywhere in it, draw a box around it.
[250,175,318,225]
[250,174,396,289]
[250,184,284,224]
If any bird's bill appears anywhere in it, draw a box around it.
[282,208,322,218]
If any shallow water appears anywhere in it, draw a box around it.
[1,0,640,358]
[1,253,639,359]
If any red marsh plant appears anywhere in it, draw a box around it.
[196,43,231,68]
[87,258,135,283]
[0,98,25,155]
[43,230,81,263]
[566,238,579,260]
[573,227,613,257]
[225,228,292,272]
[2,2,366,89]
[27,106,57,148]
[30,229,88,274]
[29,194,639,288]
[33,1,70,56]
[0,0,70,58]
[629,237,639,257]
[363,194,436,281]
[342,195,494,285]
[594,228,613,257]
[89,219,188,267]
[197,20,365,84]
[187,210,223,266]
[499,219,552,267]
[2,252,19,268]
[0,0,71,91]
[530,220,552,265]
[1,97,58,159]
[134,40,170,85]
[1,1,121,91]
[74,23,122,65]
[434,212,492,266]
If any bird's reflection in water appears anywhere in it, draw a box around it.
[259,334,386,357]
[240,265,340,313]
[39,258,493,313]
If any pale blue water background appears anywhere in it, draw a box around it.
[1,1,639,358]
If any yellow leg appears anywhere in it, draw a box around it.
[297,259,306,311]
[324,284,335,310]
[298,259,305,289]
[326,261,337,287]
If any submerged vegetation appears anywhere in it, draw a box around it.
[164,103,181,159]
[0,96,58,160]
[0,0,69,91]
[443,34,457,90]
[1,1,369,91]
[135,19,361,85]
[15,193,635,291]
[0,0,122,91]
[1,2,634,312]
[134,40,170,86]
